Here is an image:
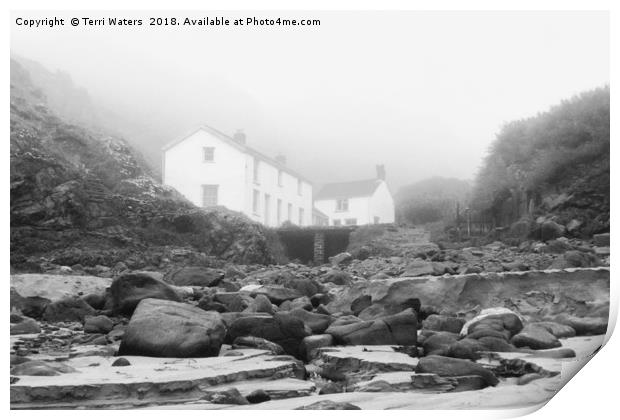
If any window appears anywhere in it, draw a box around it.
[253,189,260,214]
[333,219,342,226]
[264,194,271,225]
[201,185,218,207]
[299,208,304,226]
[287,203,293,221]
[374,216,380,224]
[278,170,283,187]
[297,179,303,195]
[277,199,282,225]
[253,157,260,184]
[336,198,349,212]
[345,218,357,226]
[203,147,215,162]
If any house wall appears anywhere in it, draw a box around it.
[244,154,313,227]
[369,181,396,223]
[314,180,395,226]
[315,196,372,226]
[163,128,313,227]
[163,130,246,210]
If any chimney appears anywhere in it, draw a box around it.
[233,129,246,144]
[275,154,287,166]
[376,164,386,181]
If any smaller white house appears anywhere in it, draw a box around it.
[314,165,395,226]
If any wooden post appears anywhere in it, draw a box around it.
[313,232,325,265]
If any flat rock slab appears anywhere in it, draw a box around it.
[10,349,303,408]
[316,345,419,371]
[206,377,315,399]
[11,274,112,301]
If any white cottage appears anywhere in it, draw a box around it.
[314,165,395,226]
[162,125,313,227]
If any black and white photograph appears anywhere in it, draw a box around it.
[7,1,614,415]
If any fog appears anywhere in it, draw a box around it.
[10,10,609,191]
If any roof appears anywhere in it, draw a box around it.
[315,178,382,200]
[162,125,312,184]
[312,207,329,219]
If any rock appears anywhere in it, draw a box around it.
[532,220,566,241]
[227,313,310,358]
[448,338,486,360]
[118,298,226,357]
[318,382,344,394]
[593,233,610,247]
[10,317,41,335]
[279,277,323,297]
[204,388,249,405]
[477,336,517,352]
[310,294,330,307]
[296,400,361,410]
[330,315,363,327]
[286,308,334,334]
[246,294,275,314]
[249,286,303,305]
[10,288,50,319]
[532,348,576,359]
[320,270,352,285]
[330,252,353,266]
[422,315,466,334]
[280,296,313,312]
[232,336,284,355]
[83,315,114,334]
[553,315,608,336]
[350,295,372,316]
[325,309,417,346]
[415,355,499,387]
[246,389,271,404]
[108,272,181,315]
[213,292,251,312]
[198,299,228,313]
[165,266,224,287]
[111,357,131,366]
[511,325,561,350]
[594,246,610,257]
[529,321,576,338]
[422,331,459,356]
[402,259,436,277]
[43,297,96,323]
[300,334,334,362]
[461,307,524,338]
[82,293,107,310]
[10,360,76,376]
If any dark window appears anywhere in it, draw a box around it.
[345,218,357,226]
[202,184,218,207]
[203,147,215,162]
[336,199,349,212]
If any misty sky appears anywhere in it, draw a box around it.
[11,11,609,191]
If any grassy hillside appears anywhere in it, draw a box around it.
[471,86,609,237]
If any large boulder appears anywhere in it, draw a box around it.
[285,308,334,334]
[10,288,50,319]
[510,325,561,350]
[325,309,417,346]
[422,315,466,334]
[461,308,524,338]
[108,272,181,315]
[227,313,310,358]
[300,334,334,362]
[42,297,96,323]
[553,315,608,336]
[529,321,576,339]
[248,285,303,305]
[118,298,226,358]
[165,266,224,287]
[11,317,41,335]
[83,315,114,334]
[415,355,499,387]
[422,331,459,356]
[214,292,251,312]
